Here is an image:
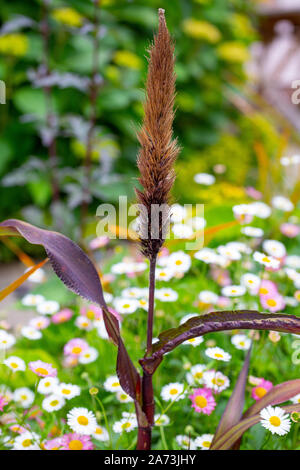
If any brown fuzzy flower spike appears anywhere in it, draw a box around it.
[136,8,179,260]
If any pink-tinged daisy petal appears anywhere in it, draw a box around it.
[251,379,273,401]
[28,360,57,378]
[60,433,94,450]
[189,388,216,415]
[63,338,89,357]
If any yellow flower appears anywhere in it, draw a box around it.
[0,34,28,57]
[114,50,142,70]
[52,8,84,28]
[217,41,249,63]
[182,19,221,43]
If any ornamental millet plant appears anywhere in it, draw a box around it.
[1,10,300,451]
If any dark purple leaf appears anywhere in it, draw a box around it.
[141,310,300,374]
[211,347,251,447]
[0,219,142,405]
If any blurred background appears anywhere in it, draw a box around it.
[0,0,300,254]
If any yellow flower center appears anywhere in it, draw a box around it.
[169,388,178,395]
[269,416,281,427]
[10,362,18,369]
[69,440,83,450]
[195,396,207,408]
[194,372,203,379]
[259,288,268,295]
[123,304,130,309]
[22,439,32,448]
[112,382,120,387]
[262,256,270,263]
[214,353,223,358]
[95,427,103,435]
[121,422,131,430]
[72,347,82,355]
[212,377,224,386]
[35,367,49,375]
[86,310,95,320]
[175,260,182,265]
[44,382,50,387]
[62,389,71,395]
[77,416,89,426]
[50,400,59,407]
[255,387,267,398]
[266,299,277,307]
[202,440,211,448]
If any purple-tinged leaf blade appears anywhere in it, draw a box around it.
[141,310,300,374]
[211,347,251,447]
[211,404,300,450]
[0,219,106,307]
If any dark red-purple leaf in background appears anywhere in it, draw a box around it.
[211,347,252,447]
[141,310,300,374]
[0,219,142,404]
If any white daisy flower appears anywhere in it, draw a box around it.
[37,377,59,395]
[54,383,80,400]
[75,316,93,331]
[167,251,191,273]
[13,431,40,450]
[42,394,65,412]
[103,375,122,393]
[194,433,214,450]
[37,300,60,315]
[183,336,204,347]
[175,434,196,449]
[203,370,230,393]
[21,326,42,340]
[161,383,185,402]
[290,393,300,404]
[28,316,50,330]
[241,273,261,293]
[113,418,137,433]
[221,285,246,297]
[172,223,193,239]
[155,288,178,302]
[21,294,45,307]
[241,226,264,238]
[263,240,286,259]
[194,248,219,264]
[3,356,26,372]
[272,196,294,212]
[92,425,109,441]
[194,173,215,186]
[231,334,251,350]
[186,216,206,230]
[116,391,133,403]
[205,347,231,362]
[285,255,300,269]
[260,406,291,435]
[253,251,280,269]
[121,287,144,299]
[13,387,35,408]
[155,267,174,282]
[67,407,97,435]
[186,364,206,385]
[250,202,271,219]
[217,245,241,261]
[154,414,170,426]
[137,298,149,311]
[198,290,218,304]
[78,347,99,364]
[113,298,139,314]
[0,330,16,349]
[170,204,187,223]
[25,266,46,283]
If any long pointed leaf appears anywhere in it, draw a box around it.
[211,347,252,446]
[0,258,48,302]
[0,219,142,407]
[211,404,300,450]
[141,310,300,374]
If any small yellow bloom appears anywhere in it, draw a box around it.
[0,34,28,57]
[217,41,249,63]
[52,8,84,28]
[114,50,142,70]
[182,19,221,43]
